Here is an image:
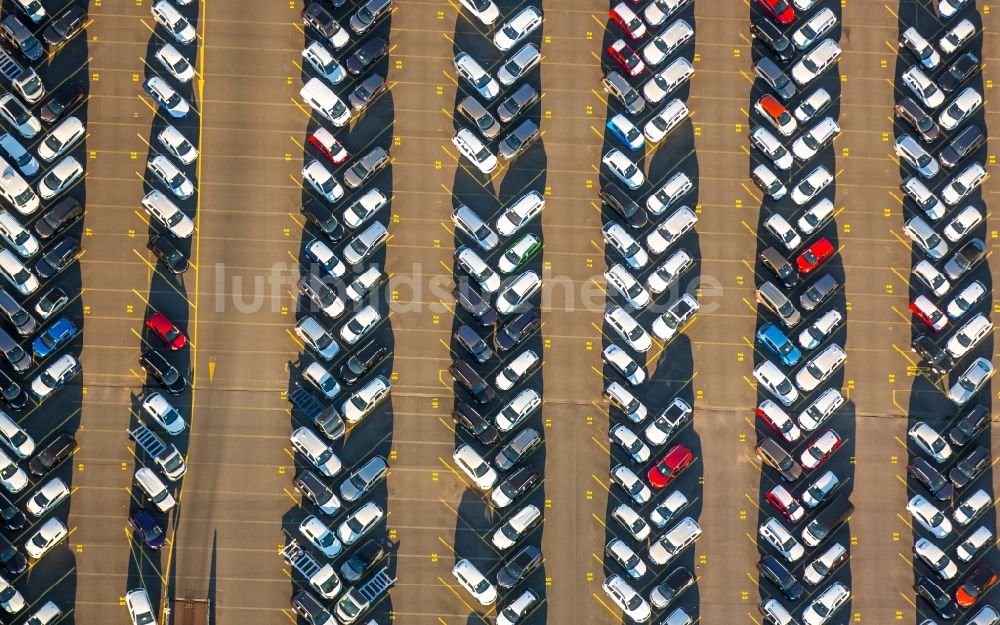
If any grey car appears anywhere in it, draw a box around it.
[494,427,542,471]
[343,147,389,189]
[496,84,538,124]
[339,455,388,502]
[343,222,388,264]
[498,119,539,160]
[602,70,644,114]
[348,74,387,112]
[457,95,501,139]
[800,273,838,311]
[753,56,796,101]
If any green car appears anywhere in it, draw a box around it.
[498,233,541,274]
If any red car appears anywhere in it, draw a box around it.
[909,295,947,332]
[146,312,186,351]
[796,237,834,274]
[308,127,349,165]
[956,564,998,607]
[609,3,647,40]
[765,485,805,522]
[757,400,801,444]
[608,39,646,78]
[647,443,693,488]
[757,0,794,25]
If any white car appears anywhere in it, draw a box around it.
[651,293,699,342]
[491,504,540,550]
[752,164,787,200]
[802,582,849,625]
[939,86,982,130]
[797,309,842,350]
[495,191,544,237]
[339,305,381,345]
[759,517,804,562]
[340,375,390,424]
[612,504,651,542]
[142,392,186,435]
[453,559,497,606]
[605,538,647,579]
[903,215,948,259]
[609,425,650,463]
[908,421,952,463]
[802,543,847,586]
[453,444,497,490]
[938,0,971,18]
[610,464,651,504]
[303,362,341,400]
[155,43,194,82]
[142,190,193,238]
[791,116,839,162]
[794,88,831,123]
[646,172,692,215]
[603,221,648,269]
[36,116,85,163]
[602,574,651,623]
[913,538,957,580]
[764,214,801,250]
[907,494,952,538]
[900,26,940,69]
[302,160,344,203]
[641,19,692,66]
[13,0,44,23]
[942,205,982,243]
[605,306,651,352]
[946,313,991,359]
[792,8,837,50]
[797,388,844,432]
[144,76,190,118]
[0,134,37,178]
[494,349,539,391]
[342,188,387,230]
[304,239,346,280]
[902,66,944,108]
[750,126,793,170]
[0,572,23,613]
[798,198,835,235]
[26,477,69,517]
[0,448,25,493]
[0,411,32,458]
[603,343,645,386]
[939,18,975,55]
[895,134,939,178]
[496,270,541,315]
[794,343,846,392]
[0,96,39,139]
[454,52,499,100]
[913,260,950,297]
[955,525,992,561]
[458,0,499,25]
[336,501,383,545]
[602,149,644,190]
[649,490,689,528]
[37,156,82,200]
[125,589,157,625]
[604,381,647,424]
[605,264,650,309]
[151,0,196,44]
[493,5,542,51]
[949,357,993,405]
[299,515,342,559]
[645,206,697,255]
[643,0,691,27]
[753,360,799,406]
[290,426,341,477]
[24,517,66,559]
[790,165,832,205]
[941,162,986,206]
[643,99,688,144]
[302,41,346,84]
[954,488,990,526]
[157,126,198,165]
[148,155,193,199]
[791,38,840,85]
[456,246,501,293]
[452,127,498,174]
[0,211,37,258]
[947,280,985,319]
[646,249,692,295]
[901,176,945,221]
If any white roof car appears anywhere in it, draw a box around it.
[125,589,157,625]
[302,160,344,203]
[602,574,651,623]
[755,96,797,137]
[604,381,647,423]
[956,525,992,562]
[942,205,982,243]
[342,188,387,231]
[645,206,697,255]
[802,582,849,625]
[0,96,39,139]
[641,19,692,67]
[954,488,990,526]
[37,156,82,200]
[454,52,499,100]
[900,27,940,69]
[294,315,339,361]
[802,542,847,585]
[299,515,342,559]
[908,494,953,538]
[155,43,194,82]
[302,41,346,85]
[798,198,834,235]
[458,0,499,25]
[0,572,23,612]
[340,375,390,425]
[346,267,385,303]
[495,190,544,236]
[336,501,383,545]
[299,78,351,127]
[914,537,957,580]
[492,503,541,550]
[797,388,844,433]
[759,517,804,562]
[649,490,689,528]
[304,239,346,280]
[946,313,991,359]
[939,18,975,55]
[791,38,841,85]
[452,127,498,174]
[0,159,37,216]
[151,0,195,43]
[26,476,68,517]
[605,264,650,309]
[157,125,198,166]
[602,149,644,190]
[456,246,501,293]
[939,86,982,130]
[908,421,951,463]
[949,356,994,405]
[0,133,37,178]
[303,361,342,400]
[902,177,945,221]
[794,343,846,392]
[752,164,787,200]
[605,538,647,579]
[646,249,692,295]
[798,309,842,350]
[290,426,342,477]
[144,75,190,118]
[453,444,497,490]
[643,98,688,144]
[603,221,648,269]
[24,517,66,559]
[494,349,539,391]
[610,424,650,464]
[947,280,985,319]
[142,392,186,436]
[938,0,971,17]
[606,306,651,352]
[0,447,25,493]
[914,260,950,297]
[644,0,691,27]
[799,429,841,469]
[493,5,542,51]
[902,66,945,108]
[790,165,833,205]
[452,204,497,251]
[339,305,381,346]
[142,189,193,238]
[942,162,987,206]
[496,270,541,316]
[651,293,699,342]
[641,57,694,104]
[750,126,793,170]
[802,470,839,508]
[904,215,948,259]
[148,154,193,199]
[764,214,801,250]
[611,464,652,505]
[794,88,832,123]
[0,210,36,258]
[791,116,840,162]
[646,172,692,215]
[0,411,31,458]
[753,360,799,406]
[895,134,939,178]
[453,559,498,606]
[603,343,645,386]
[496,589,538,625]
[792,7,837,50]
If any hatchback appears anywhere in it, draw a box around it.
[339,455,388,502]
[454,52,499,100]
[942,162,987,206]
[458,95,501,140]
[340,374,390,423]
[348,74,387,113]
[342,147,389,189]
[497,84,539,124]
[903,66,944,108]
[452,128,497,174]
[143,76,190,118]
[755,95,797,136]
[496,190,544,236]
[939,86,982,131]
[494,5,542,51]
[940,124,984,170]
[939,51,980,94]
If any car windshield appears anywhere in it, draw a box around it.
[813,601,830,617]
[160,365,179,384]
[476,112,496,132]
[162,453,183,472]
[169,18,186,34]
[357,7,375,24]
[164,90,182,107]
[171,56,191,73]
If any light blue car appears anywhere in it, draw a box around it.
[32,316,77,359]
[606,114,644,151]
[756,322,802,367]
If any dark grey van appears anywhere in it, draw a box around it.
[1,16,42,62]
[801,494,853,547]
[0,288,34,335]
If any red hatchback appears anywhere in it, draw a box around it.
[608,39,646,77]
[609,3,647,40]
[796,238,834,274]
[757,0,794,25]
[956,564,998,607]
[909,295,947,332]
[308,127,349,165]
[146,312,186,351]
[765,484,805,522]
[647,443,693,488]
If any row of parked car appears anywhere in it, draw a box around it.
[286,1,398,624]
[746,1,858,625]
[443,3,548,624]
[896,1,1000,624]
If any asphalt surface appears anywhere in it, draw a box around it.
[36,0,1000,624]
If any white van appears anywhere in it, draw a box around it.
[134,467,175,512]
[300,77,351,127]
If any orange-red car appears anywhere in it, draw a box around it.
[956,563,997,608]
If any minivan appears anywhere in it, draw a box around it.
[300,78,351,127]
[302,2,349,49]
[0,288,34,335]
[801,494,853,547]
[457,95,501,139]
[759,598,797,625]
[0,16,42,62]
[134,467,175,512]
[495,310,539,352]
[454,325,493,363]
[496,84,538,124]
[291,588,334,625]
[647,172,693,215]
[756,281,801,327]
[343,222,388,264]
[642,57,694,104]
[602,70,644,114]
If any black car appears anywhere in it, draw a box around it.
[0,534,24,575]
[0,369,25,411]
[28,431,75,476]
[290,589,333,625]
[340,539,385,582]
[759,247,799,288]
[600,183,648,229]
[449,359,494,404]
[908,456,953,501]
[948,444,989,489]
[42,4,87,47]
[913,576,957,619]
[452,281,497,327]
[939,51,981,94]
[128,508,166,549]
[314,405,345,441]
[496,544,541,589]
[348,74,387,113]
[339,338,388,385]
[35,197,83,239]
[148,235,189,274]
[939,124,984,170]
[346,37,388,75]
[948,403,988,447]
[0,493,23,531]
[454,325,492,363]
[453,401,499,445]
[756,556,802,600]
[911,334,954,375]
[300,199,345,241]
[40,83,85,125]
[139,350,186,395]
[495,310,539,352]
[494,428,542,471]
[492,464,540,507]
[750,17,794,63]
[650,566,696,608]
[895,97,940,142]
[35,237,80,279]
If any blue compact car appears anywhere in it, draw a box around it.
[32,316,77,358]
[756,322,802,366]
[606,114,645,151]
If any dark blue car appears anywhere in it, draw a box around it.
[756,323,802,366]
[128,509,166,550]
[32,316,77,358]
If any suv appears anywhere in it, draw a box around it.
[755,436,802,481]
[454,325,492,363]
[495,310,539,352]
[449,359,494,404]
[601,70,644,114]
[498,119,539,161]
[759,247,798,288]
[600,183,647,229]
[452,204,498,251]
[294,469,341,515]
[939,124,984,169]
[756,281,801,327]
[453,281,497,327]
[453,402,498,445]
[753,56,795,100]
[302,2,349,49]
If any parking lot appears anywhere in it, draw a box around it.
[29,0,1000,624]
